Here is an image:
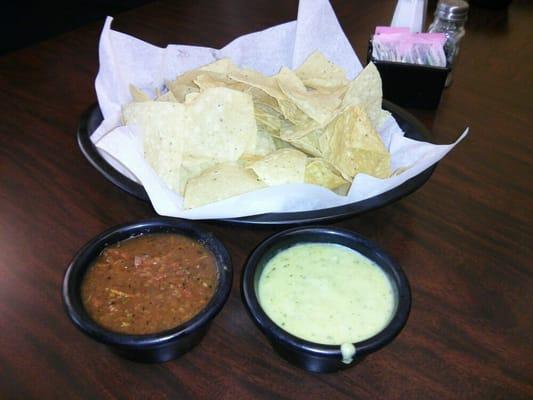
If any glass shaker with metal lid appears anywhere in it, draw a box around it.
[428,0,469,86]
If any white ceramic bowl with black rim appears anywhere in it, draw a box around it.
[241,226,411,373]
[62,217,232,363]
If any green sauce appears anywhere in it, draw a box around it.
[258,243,395,345]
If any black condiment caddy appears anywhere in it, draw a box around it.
[367,41,451,109]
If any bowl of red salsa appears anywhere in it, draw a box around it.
[62,217,232,363]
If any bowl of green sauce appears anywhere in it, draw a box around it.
[241,226,411,373]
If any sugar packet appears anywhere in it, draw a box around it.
[372,28,447,67]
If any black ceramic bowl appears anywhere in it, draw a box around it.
[62,217,232,363]
[241,226,411,373]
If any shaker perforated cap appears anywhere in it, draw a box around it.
[435,0,469,22]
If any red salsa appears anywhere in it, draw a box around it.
[81,233,218,335]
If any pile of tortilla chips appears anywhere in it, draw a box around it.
[122,52,391,209]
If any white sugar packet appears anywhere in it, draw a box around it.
[92,0,467,219]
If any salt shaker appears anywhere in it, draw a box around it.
[428,0,469,86]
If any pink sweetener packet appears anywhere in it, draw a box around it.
[375,26,411,35]
[372,31,447,67]
[400,34,445,66]
[372,32,404,64]
[412,33,447,66]
[413,32,446,46]
[372,32,408,62]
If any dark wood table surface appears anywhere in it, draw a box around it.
[1,0,531,399]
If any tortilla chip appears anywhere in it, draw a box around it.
[165,69,202,102]
[279,117,320,141]
[305,158,348,190]
[184,92,200,103]
[295,51,348,90]
[342,62,385,129]
[275,67,340,125]
[230,69,311,125]
[323,106,390,180]
[122,101,186,191]
[184,87,257,160]
[333,182,351,196]
[248,148,307,186]
[156,91,177,102]
[166,82,199,102]
[284,129,322,157]
[229,69,285,99]
[193,73,222,91]
[246,87,280,109]
[194,73,247,92]
[276,97,313,126]
[129,84,151,102]
[377,109,392,128]
[253,127,277,156]
[318,127,333,156]
[183,163,265,208]
[199,58,239,74]
[254,102,283,134]
[175,156,219,195]
[238,154,264,168]
[272,137,294,150]
[166,59,238,101]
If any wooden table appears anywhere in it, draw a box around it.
[1,1,531,398]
